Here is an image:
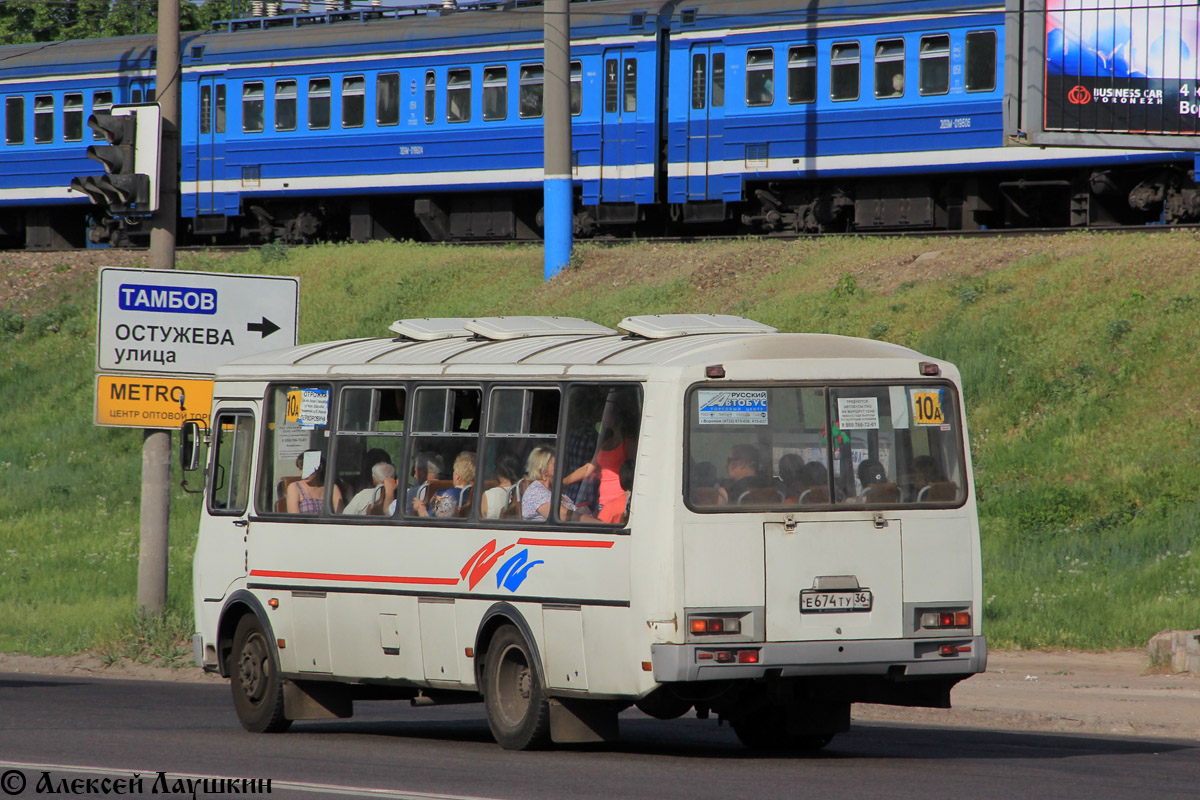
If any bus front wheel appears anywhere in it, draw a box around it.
[482,625,550,750]
[229,614,291,733]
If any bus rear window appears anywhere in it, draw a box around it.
[686,383,964,509]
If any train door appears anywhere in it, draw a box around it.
[196,75,227,216]
[601,49,638,203]
[686,43,725,201]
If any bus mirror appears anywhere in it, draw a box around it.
[180,420,205,472]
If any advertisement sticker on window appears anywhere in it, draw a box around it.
[698,390,769,425]
[836,396,879,430]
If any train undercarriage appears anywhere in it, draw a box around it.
[7,162,1199,250]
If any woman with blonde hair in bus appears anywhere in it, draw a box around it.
[522,446,598,523]
[414,451,475,518]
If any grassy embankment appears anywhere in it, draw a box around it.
[1,233,1197,661]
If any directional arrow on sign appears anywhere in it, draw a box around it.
[247,317,281,338]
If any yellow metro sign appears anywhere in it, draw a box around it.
[95,374,214,429]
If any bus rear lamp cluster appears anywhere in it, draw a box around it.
[689,615,741,635]
[697,649,760,664]
[939,644,973,657]
[919,361,941,376]
[921,611,971,629]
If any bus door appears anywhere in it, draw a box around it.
[686,43,725,201]
[601,49,638,203]
[763,517,904,642]
[196,75,227,216]
[196,405,256,604]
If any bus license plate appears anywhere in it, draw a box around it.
[799,590,873,613]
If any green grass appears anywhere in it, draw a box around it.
[1,232,1198,655]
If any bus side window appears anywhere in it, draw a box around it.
[482,386,559,522]
[406,387,481,519]
[561,384,642,525]
[209,412,255,515]
[334,386,406,516]
[258,384,335,514]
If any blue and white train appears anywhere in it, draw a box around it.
[0,0,1195,248]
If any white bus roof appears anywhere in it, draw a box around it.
[214,315,948,380]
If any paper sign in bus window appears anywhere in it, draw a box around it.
[836,397,879,430]
[698,390,769,425]
[911,390,946,426]
[287,388,330,430]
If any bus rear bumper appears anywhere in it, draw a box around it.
[651,635,987,683]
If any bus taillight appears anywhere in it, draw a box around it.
[921,610,971,629]
[689,615,741,635]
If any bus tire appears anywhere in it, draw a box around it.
[482,624,550,750]
[229,614,291,733]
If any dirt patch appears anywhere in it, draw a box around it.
[2,649,1196,740]
[0,250,149,311]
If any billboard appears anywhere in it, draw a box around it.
[1010,0,1200,148]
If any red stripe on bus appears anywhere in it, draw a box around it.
[516,538,614,549]
[250,569,459,586]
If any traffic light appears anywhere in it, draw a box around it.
[69,103,160,216]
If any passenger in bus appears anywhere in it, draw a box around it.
[778,453,807,502]
[689,461,728,506]
[798,461,831,504]
[522,446,597,522]
[399,452,443,515]
[562,392,603,512]
[857,458,901,503]
[342,461,397,515]
[725,443,770,503]
[413,451,474,518]
[286,457,343,514]
[906,455,953,502]
[481,452,521,519]
[597,460,635,524]
[563,396,638,517]
[352,448,394,495]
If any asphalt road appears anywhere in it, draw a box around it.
[0,672,1196,800]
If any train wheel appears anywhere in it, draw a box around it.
[482,625,550,750]
[229,615,291,733]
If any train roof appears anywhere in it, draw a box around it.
[675,0,1003,28]
[214,315,945,381]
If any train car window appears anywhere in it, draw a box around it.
[623,58,637,113]
[875,39,905,99]
[343,76,365,128]
[377,73,400,126]
[919,35,950,96]
[787,45,816,104]
[242,82,264,133]
[132,89,142,104]
[483,66,507,121]
[712,53,725,107]
[424,71,436,124]
[199,85,212,135]
[746,48,774,107]
[519,64,543,119]
[92,91,113,140]
[965,31,997,92]
[275,80,297,131]
[605,59,619,113]
[4,97,23,145]
[63,93,83,142]
[216,85,226,133]
[691,54,706,109]
[447,68,471,123]
[571,60,583,115]
[146,89,156,102]
[33,95,53,144]
[830,42,860,101]
[309,78,331,130]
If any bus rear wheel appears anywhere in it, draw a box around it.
[229,614,291,733]
[482,625,550,750]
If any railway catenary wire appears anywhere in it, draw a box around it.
[1,0,1198,251]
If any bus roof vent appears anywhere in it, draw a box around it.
[618,314,778,339]
[388,318,476,341]
[465,316,616,340]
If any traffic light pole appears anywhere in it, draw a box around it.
[138,0,180,618]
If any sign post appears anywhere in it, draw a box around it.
[96,267,298,618]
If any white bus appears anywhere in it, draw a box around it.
[181,314,985,751]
